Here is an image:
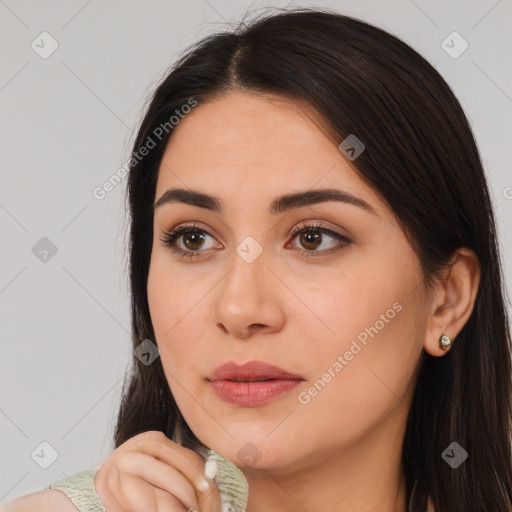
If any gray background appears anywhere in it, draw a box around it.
[1,0,511,503]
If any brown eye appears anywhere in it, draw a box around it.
[181,231,206,251]
[288,223,352,257]
[159,224,219,259]
[299,230,322,250]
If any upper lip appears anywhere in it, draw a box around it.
[207,360,305,382]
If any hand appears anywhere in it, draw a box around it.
[93,430,221,512]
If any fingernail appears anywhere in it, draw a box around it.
[198,460,218,491]
[204,460,218,480]
[198,478,209,491]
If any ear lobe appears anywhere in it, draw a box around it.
[423,247,481,357]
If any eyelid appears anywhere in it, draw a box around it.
[161,221,222,244]
[288,220,350,240]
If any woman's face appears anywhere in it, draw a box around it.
[148,91,429,471]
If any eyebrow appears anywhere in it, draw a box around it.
[154,187,378,216]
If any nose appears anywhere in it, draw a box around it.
[211,248,285,339]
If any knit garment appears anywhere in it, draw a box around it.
[44,470,106,512]
[44,447,249,512]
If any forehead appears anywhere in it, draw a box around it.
[155,92,385,215]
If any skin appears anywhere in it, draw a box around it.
[147,91,480,512]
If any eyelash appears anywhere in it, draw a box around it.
[158,222,352,260]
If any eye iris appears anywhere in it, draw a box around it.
[300,231,321,250]
[183,232,205,250]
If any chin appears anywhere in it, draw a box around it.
[210,432,297,471]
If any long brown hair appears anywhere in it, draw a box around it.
[114,8,512,511]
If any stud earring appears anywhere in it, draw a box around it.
[439,333,452,350]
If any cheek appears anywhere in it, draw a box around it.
[147,267,213,436]
[293,253,423,416]
[147,256,211,378]
[295,248,410,348]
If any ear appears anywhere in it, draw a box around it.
[423,247,481,357]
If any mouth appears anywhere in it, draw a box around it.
[207,360,305,407]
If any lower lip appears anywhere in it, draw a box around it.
[208,379,302,407]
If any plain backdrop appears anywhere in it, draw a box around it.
[1,0,511,503]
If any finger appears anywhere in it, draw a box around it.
[127,433,221,512]
[131,435,208,489]
[133,440,221,512]
[119,473,158,512]
[154,486,190,512]
[197,461,220,512]
[117,451,200,511]
[94,463,128,512]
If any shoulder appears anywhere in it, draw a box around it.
[3,489,78,511]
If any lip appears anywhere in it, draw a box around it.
[207,360,305,407]
[207,360,304,382]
